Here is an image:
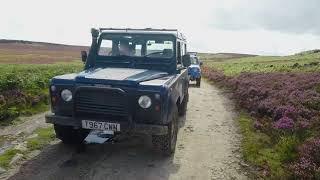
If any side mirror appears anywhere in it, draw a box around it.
[81,51,87,63]
[200,61,203,66]
[182,54,191,67]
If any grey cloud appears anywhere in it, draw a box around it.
[211,0,320,35]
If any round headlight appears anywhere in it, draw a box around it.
[61,89,72,102]
[138,95,152,109]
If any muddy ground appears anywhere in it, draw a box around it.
[5,80,249,180]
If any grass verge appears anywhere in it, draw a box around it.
[26,127,55,151]
[0,149,22,168]
[238,112,299,178]
[0,126,55,169]
[0,103,48,127]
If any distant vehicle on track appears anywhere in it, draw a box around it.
[188,54,202,87]
[45,28,191,156]
[187,52,198,56]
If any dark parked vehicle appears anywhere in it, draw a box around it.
[188,54,202,87]
[45,28,191,155]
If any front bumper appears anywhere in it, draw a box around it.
[188,74,201,81]
[45,113,168,135]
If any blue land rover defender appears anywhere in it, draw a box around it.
[45,28,191,155]
[188,54,202,87]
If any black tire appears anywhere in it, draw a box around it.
[152,105,179,156]
[54,124,89,144]
[178,90,189,116]
[196,77,201,87]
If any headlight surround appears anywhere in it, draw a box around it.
[138,95,152,109]
[61,89,73,102]
[50,85,56,92]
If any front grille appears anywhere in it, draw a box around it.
[74,88,129,118]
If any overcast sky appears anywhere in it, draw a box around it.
[1,0,319,55]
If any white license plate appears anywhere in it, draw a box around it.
[81,120,120,131]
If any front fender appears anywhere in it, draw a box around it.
[161,70,188,124]
[164,94,178,124]
[163,81,180,124]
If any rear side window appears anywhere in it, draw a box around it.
[98,40,112,56]
[146,40,173,58]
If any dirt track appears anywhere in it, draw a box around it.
[7,80,248,180]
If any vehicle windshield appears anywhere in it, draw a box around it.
[190,56,199,65]
[98,34,174,59]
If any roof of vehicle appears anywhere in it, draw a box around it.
[188,52,198,55]
[99,28,186,41]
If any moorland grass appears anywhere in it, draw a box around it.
[202,52,320,76]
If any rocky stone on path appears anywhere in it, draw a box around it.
[26,134,38,139]
[239,162,250,168]
[14,142,27,151]
[27,150,41,159]
[9,153,24,166]
[0,166,6,174]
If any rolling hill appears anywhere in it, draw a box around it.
[0,39,88,64]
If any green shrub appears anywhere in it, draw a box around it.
[0,63,82,124]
